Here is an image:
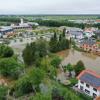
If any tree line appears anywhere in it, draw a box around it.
[0,17,20,23]
[32,19,85,29]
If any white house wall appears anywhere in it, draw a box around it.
[78,80,100,97]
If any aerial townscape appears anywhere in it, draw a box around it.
[0,0,100,100]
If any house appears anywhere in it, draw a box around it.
[95,20,100,24]
[80,38,98,52]
[11,18,39,31]
[77,70,100,98]
[0,26,14,38]
[95,30,100,39]
[66,28,84,39]
[0,18,39,38]
[84,28,96,38]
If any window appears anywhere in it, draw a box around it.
[93,88,97,92]
[80,86,83,91]
[80,81,84,84]
[93,93,97,98]
[86,84,90,88]
[85,89,90,94]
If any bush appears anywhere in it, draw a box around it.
[69,78,78,86]
[51,56,62,68]
[30,93,51,100]
[0,44,14,58]
[0,86,8,100]
[0,57,24,79]
[13,68,45,97]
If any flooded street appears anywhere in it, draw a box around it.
[11,41,100,74]
[60,50,100,74]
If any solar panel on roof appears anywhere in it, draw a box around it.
[80,73,100,87]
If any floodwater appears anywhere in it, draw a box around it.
[60,49,100,74]
[10,41,100,74]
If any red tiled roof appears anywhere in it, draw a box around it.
[96,96,100,100]
[96,20,100,23]
[77,70,100,90]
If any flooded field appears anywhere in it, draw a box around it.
[58,49,100,74]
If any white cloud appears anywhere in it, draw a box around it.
[0,0,100,14]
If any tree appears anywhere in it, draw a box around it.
[14,68,45,97]
[49,32,70,53]
[32,25,37,29]
[14,75,33,97]
[49,32,58,53]
[59,34,62,41]
[29,68,45,90]
[0,57,24,79]
[67,63,73,72]
[66,63,73,77]
[22,43,35,66]
[0,86,8,100]
[32,19,86,29]
[74,60,85,76]
[22,39,49,66]
[52,88,64,100]
[0,44,14,58]
[62,28,66,37]
[51,56,62,68]
[65,39,70,49]
[36,38,49,57]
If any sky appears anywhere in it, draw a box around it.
[0,0,100,15]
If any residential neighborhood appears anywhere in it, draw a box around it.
[0,0,100,100]
[0,16,100,99]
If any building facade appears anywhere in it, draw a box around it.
[77,70,100,98]
[0,27,14,38]
[80,38,98,52]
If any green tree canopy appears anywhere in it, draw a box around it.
[30,93,51,100]
[49,32,70,53]
[0,86,8,100]
[22,38,49,66]
[0,57,24,79]
[13,68,45,97]
[74,60,85,76]
[0,44,14,58]
[67,63,73,72]
[51,56,62,68]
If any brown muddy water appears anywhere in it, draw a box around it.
[58,49,100,74]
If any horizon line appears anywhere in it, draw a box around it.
[0,14,100,16]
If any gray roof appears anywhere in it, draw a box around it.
[70,31,83,36]
[80,38,96,46]
[95,30,100,37]
[95,30,100,34]
[69,28,83,32]
[0,26,13,32]
[80,73,100,88]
